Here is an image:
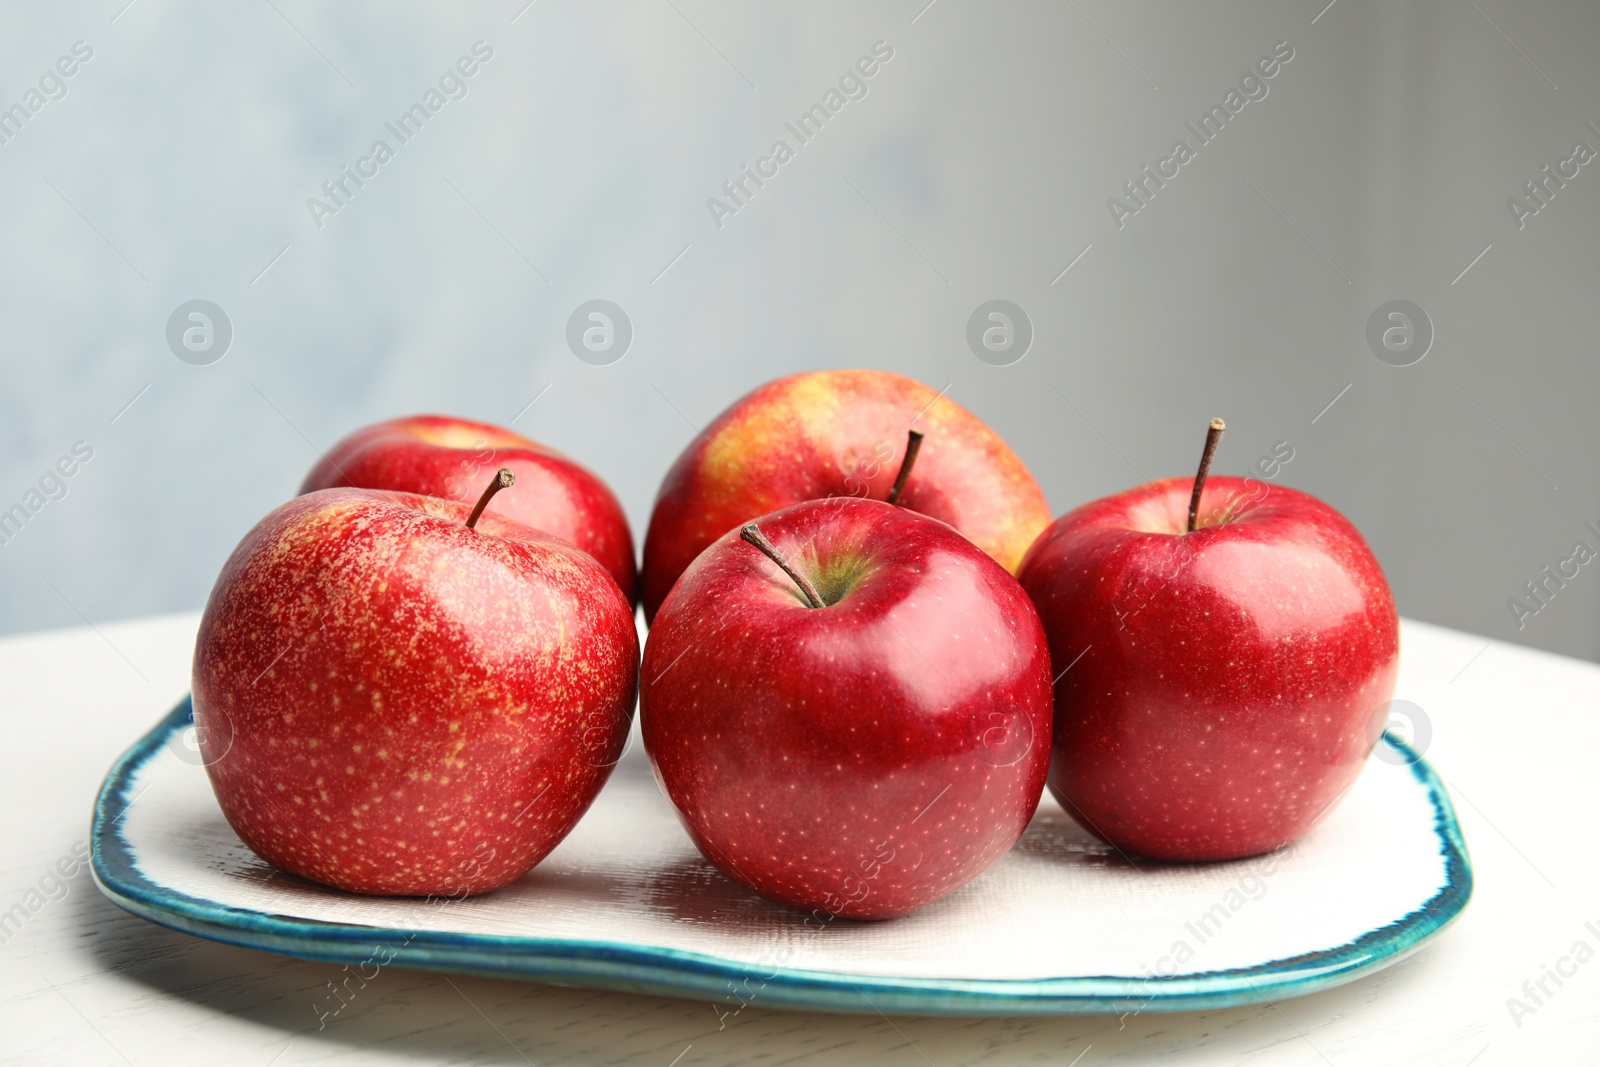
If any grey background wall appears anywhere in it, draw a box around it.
[1,1,1596,660]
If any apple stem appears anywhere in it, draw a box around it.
[739,523,825,608]
[465,468,515,530]
[885,429,924,507]
[1187,419,1226,533]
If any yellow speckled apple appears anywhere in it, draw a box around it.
[192,472,639,896]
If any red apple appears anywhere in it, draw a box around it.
[641,370,1049,621]
[192,472,639,896]
[641,497,1053,920]
[301,414,637,605]
[1017,422,1399,862]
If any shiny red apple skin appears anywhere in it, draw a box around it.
[192,487,639,896]
[642,498,1053,920]
[1017,476,1399,863]
[640,370,1049,622]
[301,414,637,605]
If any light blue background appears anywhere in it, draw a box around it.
[1,1,1596,661]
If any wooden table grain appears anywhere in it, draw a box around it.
[1,612,1594,1065]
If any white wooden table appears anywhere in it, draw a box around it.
[1,612,1593,1065]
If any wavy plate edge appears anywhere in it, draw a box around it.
[90,697,1472,1016]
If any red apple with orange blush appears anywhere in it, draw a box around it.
[641,370,1050,621]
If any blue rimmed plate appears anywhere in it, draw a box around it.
[91,697,1470,1015]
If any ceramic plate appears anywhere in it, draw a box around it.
[91,697,1470,1016]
